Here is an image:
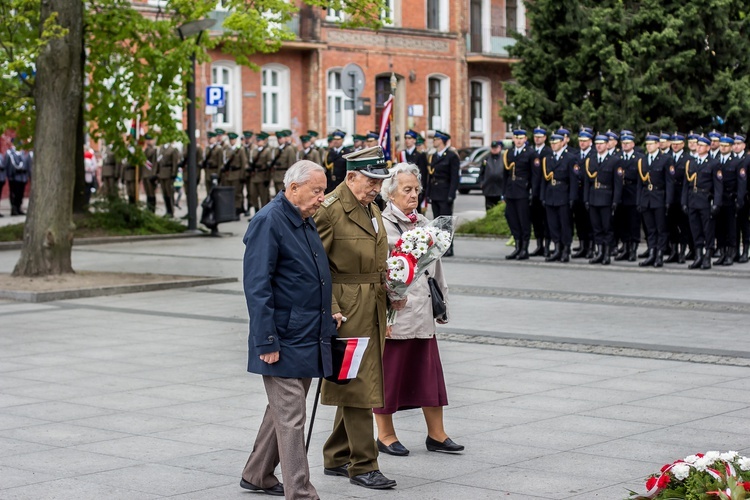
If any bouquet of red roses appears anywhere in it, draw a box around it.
[384,215,456,325]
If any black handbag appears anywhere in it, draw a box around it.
[426,271,447,320]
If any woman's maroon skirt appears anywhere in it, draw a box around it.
[373,336,448,415]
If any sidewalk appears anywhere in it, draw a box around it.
[0,221,749,499]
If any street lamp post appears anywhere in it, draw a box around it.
[177,19,216,232]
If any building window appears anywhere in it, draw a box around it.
[211,65,233,128]
[426,0,448,31]
[326,8,344,21]
[261,64,290,130]
[375,76,393,131]
[327,69,353,134]
[506,0,518,34]
[427,76,449,131]
[470,81,483,132]
[381,0,395,25]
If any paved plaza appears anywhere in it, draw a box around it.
[1,201,750,499]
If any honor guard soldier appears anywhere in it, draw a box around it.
[307,129,320,150]
[142,134,158,212]
[682,135,723,269]
[540,133,578,262]
[667,133,692,263]
[155,140,180,217]
[101,146,120,198]
[687,132,699,157]
[248,132,273,215]
[572,130,594,258]
[352,134,366,151]
[426,130,459,256]
[242,130,256,214]
[416,134,427,153]
[323,130,349,192]
[223,132,249,218]
[503,129,539,260]
[531,126,551,257]
[733,134,750,262]
[203,131,223,194]
[479,140,505,211]
[713,135,745,265]
[613,134,642,261]
[271,130,297,196]
[121,140,139,205]
[364,131,379,149]
[584,134,622,265]
[400,129,428,212]
[708,130,721,160]
[300,134,321,164]
[606,130,620,155]
[636,134,673,267]
[556,128,578,156]
[659,133,672,156]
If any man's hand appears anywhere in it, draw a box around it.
[260,351,279,364]
[390,298,407,311]
[332,312,345,329]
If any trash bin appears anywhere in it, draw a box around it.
[211,186,236,224]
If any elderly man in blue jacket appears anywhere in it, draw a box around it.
[240,159,334,499]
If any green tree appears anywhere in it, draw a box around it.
[0,0,384,277]
[502,0,750,138]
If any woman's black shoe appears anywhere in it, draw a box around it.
[425,436,464,453]
[377,438,410,456]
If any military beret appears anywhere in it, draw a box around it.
[344,146,392,179]
[644,134,659,143]
[405,129,419,139]
[243,130,253,138]
[549,134,563,143]
[533,126,547,136]
[735,134,746,143]
[434,130,451,141]
[720,135,734,144]
[227,132,239,140]
[512,129,527,137]
[594,134,609,143]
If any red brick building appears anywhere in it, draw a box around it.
[139,0,525,148]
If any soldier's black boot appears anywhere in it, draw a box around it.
[615,242,630,261]
[589,244,603,264]
[505,240,520,260]
[723,247,735,266]
[585,240,595,259]
[677,243,687,264]
[639,249,656,267]
[544,238,551,258]
[572,241,587,259]
[654,250,664,268]
[147,196,157,212]
[702,249,713,269]
[545,244,562,262]
[516,239,530,260]
[689,247,704,269]
[560,245,571,263]
[637,247,650,259]
[531,238,545,257]
[628,242,638,262]
[739,243,749,263]
[601,244,611,265]
[713,247,723,263]
[665,245,679,263]
[713,247,726,266]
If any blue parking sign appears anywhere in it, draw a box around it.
[206,86,225,107]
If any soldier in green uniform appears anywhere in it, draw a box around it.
[223,132,249,218]
[314,146,403,490]
[300,134,321,165]
[100,145,120,198]
[242,130,257,215]
[142,134,158,212]
[203,131,223,194]
[122,139,139,205]
[248,132,273,217]
[156,141,180,217]
[272,130,298,196]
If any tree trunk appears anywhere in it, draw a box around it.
[12,0,83,277]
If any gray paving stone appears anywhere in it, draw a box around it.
[72,435,219,462]
[2,401,116,422]
[0,477,162,499]
[0,422,131,448]
[0,448,140,477]
[0,436,54,458]
[0,465,48,489]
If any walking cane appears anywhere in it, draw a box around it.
[305,377,322,453]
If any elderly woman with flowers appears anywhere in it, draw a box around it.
[373,162,464,457]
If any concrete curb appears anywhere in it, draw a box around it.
[0,231,220,252]
[0,276,237,303]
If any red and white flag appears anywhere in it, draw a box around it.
[337,337,369,380]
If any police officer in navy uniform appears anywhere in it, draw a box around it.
[713,135,745,265]
[530,127,551,257]
[572,130,594,258]
[682,135,723,269]
[637,134,673,267]
[503,129,539,260]
[426,130,459,256]
[479,140,505,211]
[584,134,622,265]
[666,133,692,264]
[614,134,642,262]
[540,133,578,262]
[400,129,428,211]
[733,134,750,263]
[323,130,349,193]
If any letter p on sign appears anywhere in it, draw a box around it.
[206,86,225,107]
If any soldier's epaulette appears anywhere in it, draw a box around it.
[321,193,339,208]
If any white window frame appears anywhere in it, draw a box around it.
[261,63,290,131]
[469,78,491,145]
[427,74,450,133]
[326,7,345,21]
[326,68,354,135]
[426,0,449,31]
[381,0,396,26]
[210,61,241,132]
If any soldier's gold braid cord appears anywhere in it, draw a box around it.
[685,160,697,186]
[637,158,650,182]
[585,158,597,179]
[542,157,554,181]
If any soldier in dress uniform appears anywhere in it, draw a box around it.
[606,130,620,156]
[203,131,223,194]
[425,130,459,256]
[666,133,692,263]
[121,139,139,205]
[300,134,321,164]
[479,140,504,211]
[399,129,428,212]
[323,130,349,193]
[155,140,180,217]
[503,129,539,260]
[142,134,159,212]
[248,132,273,217]
[682,134,723,269]
[416,134,427,153]
[540,133,578,262]
[271,130,298,196]
[636,134,673,267]
[708,131,721,160]
[658,133,672,156]
[530,126,551,257]
[364,132,379,151]
[571,130,594,258]
[613,134,642,262]
[242,130,256,215]
[712,135,745,265]
[222,132,249,218]
[556,128,578,157]
[687,132,699,157]
[352,134,366,152]
[584,134,622,265]
[733,134,750,263]
[100,145,120,198]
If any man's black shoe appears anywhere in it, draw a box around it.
[426,436,465,453]
[349,470,396,489]
[377,438,410,456]
[323,464,350,477]
[239,479,284,496]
